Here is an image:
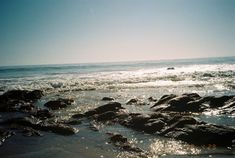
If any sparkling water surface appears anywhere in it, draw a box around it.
[0,56,235,158]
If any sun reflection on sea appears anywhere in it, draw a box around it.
[149,139,201,157]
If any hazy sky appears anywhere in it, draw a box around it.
[0,0,234,66]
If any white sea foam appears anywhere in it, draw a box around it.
[0,63,235,96]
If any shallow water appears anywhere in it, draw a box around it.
[0,56,235,157]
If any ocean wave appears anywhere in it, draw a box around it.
[0,64,234,95]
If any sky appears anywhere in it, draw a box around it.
[0,0,234,66]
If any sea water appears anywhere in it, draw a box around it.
[0,56,235,158]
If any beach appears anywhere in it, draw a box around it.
[0,56,235,158]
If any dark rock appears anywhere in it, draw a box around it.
[102,97,114,101]
[144,119,166,134]
[148,97,157,102]
[71,113,85,119]
[84,102,123,117]
[109,133,143,153]
[126,99,138,105]
[164,124,235,146]
[121,112,235,147]
[2,116,78,136]
[33,109,54,119]
[151,94,177,108]
[44,98,74,110]
[95,111,117,122]
[149,93,235,113]
[64,119,82,125]
[202,73,214,77]
[167,67,175,70]
[22,127,42,137]
[0,90,43,112]
[0,128,14,146]
[1,90,43,102]
[208,96,234,108]
[126,98,146,106]
[110,134,128,144]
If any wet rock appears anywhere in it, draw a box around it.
[95,111,117,122]
[33,109,54,119]
[110,134,128,144]
[144,119,166,134]
[121,112,235,147]
[126,98,146,106]
[151,94,177,109]
[121,114,151,132]
[126,98,138,105]
[164,123,235,146]
[44,98,74,110]
[0,90,43,112]
[64,119,82,125]
[2,116,78,136]
[202,73,214,77]
[150,93,235,113]
[148,97,157,102]
[71,113,85,119]
[109,133,143,153]
[22,127,42,137]
[0,90,43,102]
[84,102,124,117]
[0,128,14,146]
[167,67,175,70]
[102,97,114,101]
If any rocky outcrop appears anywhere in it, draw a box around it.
[102,97,114,101]
[151,93,235,114]
[44,98,74,110]
[0,128,14,146]
[121,112,235,147]
[84,102,124,117]
[0,90,78,146]
[0,90,43,112]
[126,98,146,106]
[1,116,78,135]
[108,133,143,153]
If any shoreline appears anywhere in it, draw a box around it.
[0,89,235,157]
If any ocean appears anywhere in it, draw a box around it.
[0,56,235,158]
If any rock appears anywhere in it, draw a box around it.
[110,134,128,144]
[22,127,42,137]
[207,96,234,108]
[71,113,85,119]
[121,114,151,132]
[202,73,214,77]
[109,133,143,153]
[167,67,175,70]
[0,90,43,112]
[102,97,114,101]
[33,109,54,119]
[126,99,138,105]
[0,90,43,102]
[148,97,157,102]
[121,112,235,147]
[151,94,177,109]
[64,119,82,125]
[126,98,146,106]
[149,93,235,113]
[0,128,14,146]
[44,98,74,110]
[144,119,166,134]
[95,111,117,122]
[2,116,78,136]
[164,124,235,146]
[84,102,124,117]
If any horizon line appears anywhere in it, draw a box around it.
[0,54,234,68]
